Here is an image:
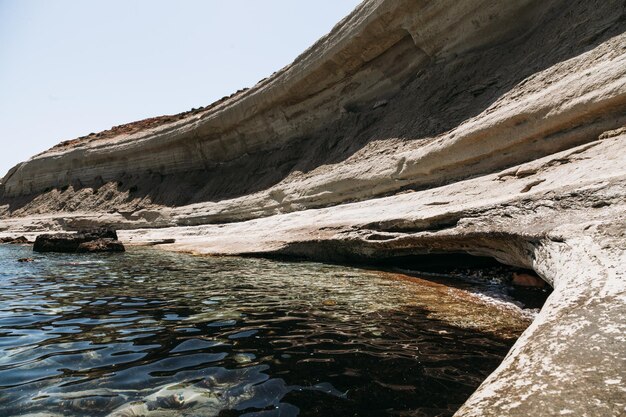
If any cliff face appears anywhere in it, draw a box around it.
[2,0,624,226]
[1,1,626,416]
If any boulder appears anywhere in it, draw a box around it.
[33,229,124,253]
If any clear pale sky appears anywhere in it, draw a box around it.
[0,0,361,177]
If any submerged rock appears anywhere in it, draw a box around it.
[107,383,222,417]
[512,272,546,288]
[33,229,125,253]
[77,238,125,253]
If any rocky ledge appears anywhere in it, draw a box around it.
[0,0,624,416]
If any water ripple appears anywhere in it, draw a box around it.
[0,245,537,417]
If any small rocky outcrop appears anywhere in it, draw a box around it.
[0,236,31,244]
[33,229,125,253]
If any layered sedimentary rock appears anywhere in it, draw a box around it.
[1,0,625,416]
[2,0,624,224]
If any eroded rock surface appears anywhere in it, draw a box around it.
[0,0,624,416]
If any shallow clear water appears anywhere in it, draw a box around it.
[0,245,532,417]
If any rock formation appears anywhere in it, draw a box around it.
[33,229,125,253]
[0,0,624,416]
[0,236,31,244]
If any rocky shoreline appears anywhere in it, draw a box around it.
[0,0,624,415]
[3,135,623,415]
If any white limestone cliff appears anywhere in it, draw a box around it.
[1,0,625,415]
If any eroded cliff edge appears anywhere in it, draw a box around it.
[1,0,625,416]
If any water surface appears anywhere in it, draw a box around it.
[0,245,536,416]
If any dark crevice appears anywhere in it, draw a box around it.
[364,217,461,234]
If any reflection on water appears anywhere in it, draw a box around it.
[0,245,535,416]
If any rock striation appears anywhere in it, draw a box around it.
[0,0,625,416]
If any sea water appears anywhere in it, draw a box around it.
[0,245,542,416]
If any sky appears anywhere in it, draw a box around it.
[0,0,361,177]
